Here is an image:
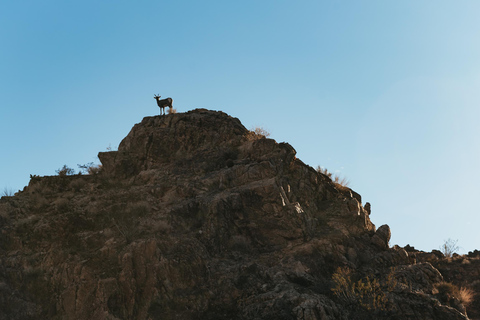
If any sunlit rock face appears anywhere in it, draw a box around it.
[0,109,474,320]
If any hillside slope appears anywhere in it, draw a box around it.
[0,109,476,319]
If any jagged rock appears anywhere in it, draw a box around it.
[364,202,371,215]
[371,224,391,249]
[0,109,475,320]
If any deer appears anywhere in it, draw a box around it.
[154,94,173,115]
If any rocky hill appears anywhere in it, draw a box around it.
[0,109,478,319]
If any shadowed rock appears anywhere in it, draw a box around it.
[0,109,474,320]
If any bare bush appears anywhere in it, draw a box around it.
[245,126,270,141]
[78,162,102,175]
[56,165,75,176]
[440,238,459,258]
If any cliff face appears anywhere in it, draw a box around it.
[0,109,475,319]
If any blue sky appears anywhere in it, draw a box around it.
[1,1,479,254]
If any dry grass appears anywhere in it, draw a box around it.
[331,267,394,312]
[316,166,350,188]
[167,108,177,114]
[459,287,475,306]
[2,187,14,197]
[433,281,474,306]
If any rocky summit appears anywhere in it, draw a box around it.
[0,109,478,319]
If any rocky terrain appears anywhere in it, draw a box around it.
[0,109,478,319]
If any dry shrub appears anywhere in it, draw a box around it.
[316,166,350,188]
[167,108,177,114]
[331,267,394,312]
[56,165,76,176]
[434,282,474,306]
[245,126,270,141]
[440,238,459,258]
[88,164,102,175]
[78,163,102,175]
[458,287,475,306]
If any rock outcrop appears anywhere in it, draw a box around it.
[0,109,475,319]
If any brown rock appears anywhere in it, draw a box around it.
[371,224,391,249]
[0,109,473,320]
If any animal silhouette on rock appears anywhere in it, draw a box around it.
[154,94,173,115]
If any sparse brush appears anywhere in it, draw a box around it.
[434,281,473,306]
[2,187,14,197]
[78,163,102,175]
[458,287,475,306]
[331,267,393,311]
[316,166,332,179]
[440,238,459,258]
[245,126,270,141]
[56,165,76,176]
[334,175,350,188]
[316,166,350,188]
[167,108,177,114]
[88,164,102,175]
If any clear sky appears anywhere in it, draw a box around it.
[1,1,479,254]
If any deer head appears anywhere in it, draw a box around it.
[154,94,161,100]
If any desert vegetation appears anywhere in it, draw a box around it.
[316,166,350,189]
[245,126,270,141]
[77,162,102,175]
[56,165,76,176]
[433,281,474,308]
[331,267,398,312]
[440,238,460,258]
[2,187,14,197]
[55,163,102,177]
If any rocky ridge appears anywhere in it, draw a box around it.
[0,109,477,319]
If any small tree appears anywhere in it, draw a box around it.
[56,165,75,176]
[441,238,459,258]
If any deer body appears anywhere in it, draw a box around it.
[154,95,173,115]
